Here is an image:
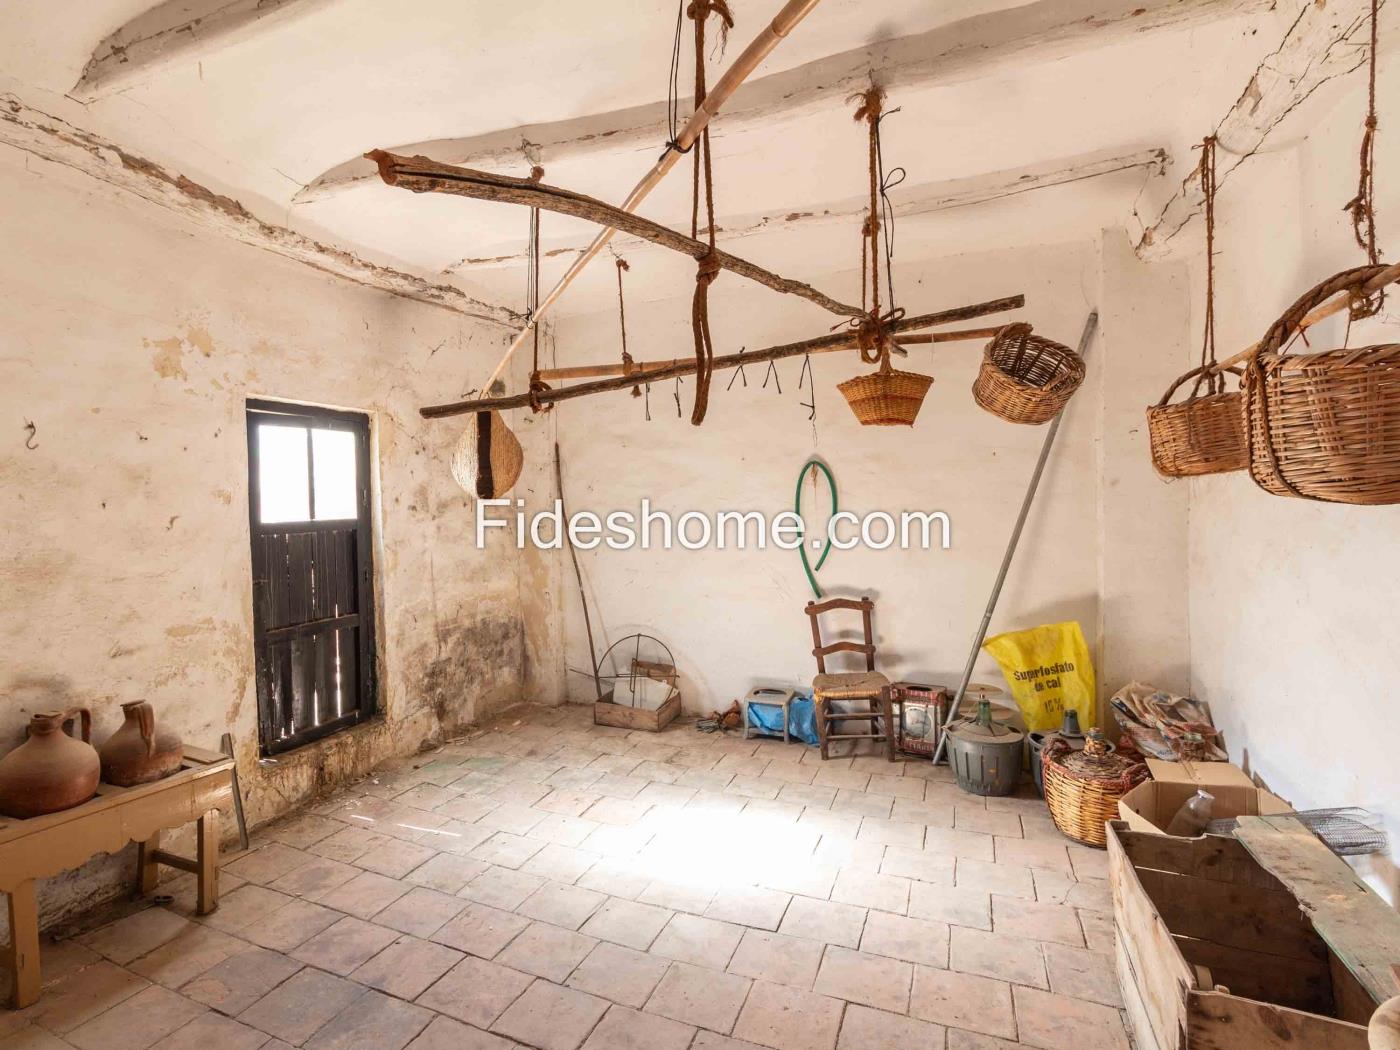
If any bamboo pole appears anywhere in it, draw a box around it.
[1209,261,1400,374]
[471,0,825,393]
[535,325,1006,382]
[368,151,863,319]
[419,295,1025,418]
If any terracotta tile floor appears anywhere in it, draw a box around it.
[2,704,1131,1050]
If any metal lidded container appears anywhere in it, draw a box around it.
[946,698,1024,797]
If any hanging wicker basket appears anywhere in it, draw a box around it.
[973,323,1085,425]
[1146,364,1248,478]
[838,366,934,427]
[450,409,524,498]
[1244,264,1400,505]
[1042,730,1149,848]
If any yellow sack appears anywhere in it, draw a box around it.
[981,621,1095,732]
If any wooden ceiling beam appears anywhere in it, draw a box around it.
[297,0,1259,205]
[1132,0,1383,258]
[444,147,1167,273]
[73,0,341,101]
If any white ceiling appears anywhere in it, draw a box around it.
[0,0,1289,314]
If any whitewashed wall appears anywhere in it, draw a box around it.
[0,147,556,928]
[1185,53,1400,901]
[549,234,1191,719]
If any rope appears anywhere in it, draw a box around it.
[1196,136,1222,397]
[526,188,552,415]
[615,256,640,397]
[686,0,732,426]
[851,86,897,374]
[1345,0,1384,319]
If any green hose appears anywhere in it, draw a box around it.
[794,459,837,598]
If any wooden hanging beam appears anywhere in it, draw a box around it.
[471,0,825,390]
[419,295,1025,418]
[1209,261,1400,373]
[367,150,863,319]
[536,325,1005,381]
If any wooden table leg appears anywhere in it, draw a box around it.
[196,810,219,915]
[137,831,161,895]
[6,879,41,1009]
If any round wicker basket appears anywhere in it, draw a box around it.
[1146,364,1248,478]
[1042,730,1148,848]
[450,409,524,498]
[1245,265,1400,505]
[838,367,934,427]
[973,323,1085,425]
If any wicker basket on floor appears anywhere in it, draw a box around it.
[973,323,1085,425]
[838,366,934,426]
[1146,364,1248,477]
[1244,265,1400,505]
[1042,730,1149,848]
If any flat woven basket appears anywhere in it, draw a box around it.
[1042,732,1149,848]
[973,323,1086,425]
[838,367,934,427]
[1245,265,1400,505]
[1146,363,1248,477]
[450,409,524,498]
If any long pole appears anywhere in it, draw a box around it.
[478,0,824,392]
[534,325,1005,382]
[421,296,1025,418]
[555,442,601,697]
[931,310,1099,764]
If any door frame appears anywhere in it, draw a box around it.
[245,398,378,755]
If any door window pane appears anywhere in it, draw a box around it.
[257,424,309,523]
[312,429,358,520]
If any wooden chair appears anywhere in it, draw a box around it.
[804,597,894,761]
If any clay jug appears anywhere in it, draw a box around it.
[0,708,100,819]
[99,701,183,787]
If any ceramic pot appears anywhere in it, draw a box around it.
[0,708,101,819]
[99,701,183,787]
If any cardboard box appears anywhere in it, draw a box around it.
[1117,759,1289,837]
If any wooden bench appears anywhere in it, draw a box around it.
[1,746,233,1008]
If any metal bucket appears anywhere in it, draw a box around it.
[947,700,1025,797]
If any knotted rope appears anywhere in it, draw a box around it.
[1344,0,1384,319]
[615,256,640,397]
[1193,135,1224,398]
[686,0,732,425]
[851,85,901,373]
[525,166,553,414]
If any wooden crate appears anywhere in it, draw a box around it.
[593,660,681,732]
[1108,818,1395,1049]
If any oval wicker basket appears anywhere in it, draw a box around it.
[1245,265,1400,505]
[838,367,934,427]
[973,323,1086,425]
[450,409,524,498]
[1146,364,1248,478]
[1042,731,1149,848]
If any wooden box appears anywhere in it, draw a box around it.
[593,659,681,732]
[1108,817,1397,1049]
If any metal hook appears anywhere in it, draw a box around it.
[763,359,781,394]
[23,420,37,450]
[727,347,748,391]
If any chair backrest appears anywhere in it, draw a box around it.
[804,597,877,674]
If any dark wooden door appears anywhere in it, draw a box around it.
[246,400,376,754]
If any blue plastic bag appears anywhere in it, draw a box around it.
[788,693,820,746]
